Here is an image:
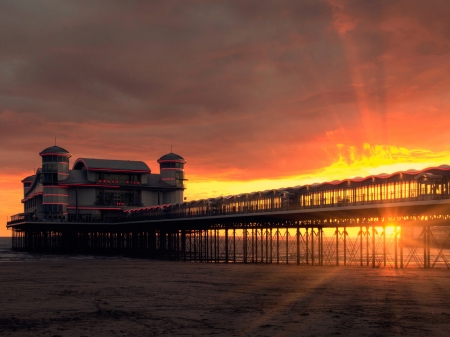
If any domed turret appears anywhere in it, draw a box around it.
[39,145,70,156]
[158,152,186,204]
[39,145,71,220]
[39,146,71,184]
[158,153,185,162]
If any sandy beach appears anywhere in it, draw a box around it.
[1,260,450,336]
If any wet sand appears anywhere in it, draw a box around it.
[0,260,449,336]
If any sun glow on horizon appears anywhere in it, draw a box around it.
[185,143,450,201]
[3,143,450,237]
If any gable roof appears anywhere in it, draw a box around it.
[73,158,151,173]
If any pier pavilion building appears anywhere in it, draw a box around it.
[9,150,450,268]
[21,145,186,222]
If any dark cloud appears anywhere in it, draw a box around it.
[1,0,450,181]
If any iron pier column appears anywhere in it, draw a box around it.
[225,228,229,263]
[297,226,300,266]
[336,227,339,266]
[372,226,376,268]
[344,226,347,266]
[286,228,289,265]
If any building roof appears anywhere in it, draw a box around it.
[145,174,178,188]
[73,158,151,173]
[157,152,185,163]
[39,145,71,156]
[61,170,90,184]
[21,175,35,183]
[23,169,41,197]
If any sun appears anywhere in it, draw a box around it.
[383,225,397,236]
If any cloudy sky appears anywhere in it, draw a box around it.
[1,0,450,234]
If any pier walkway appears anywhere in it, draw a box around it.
[7,166,450,268]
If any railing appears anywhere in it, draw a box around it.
[9,213,25,223]
[8,193,450,226]
[7,213,127,224]
[125,193,450,222]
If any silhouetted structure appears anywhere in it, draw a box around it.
[7,160,450,269]
[19,145,186,222]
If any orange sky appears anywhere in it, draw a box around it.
[1,1,450,236]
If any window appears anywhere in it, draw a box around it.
[96,189,140,206]
[161,162,184,169]
[95,173,141,184]
[42,163,58,173]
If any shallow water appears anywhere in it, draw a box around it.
[0,237,27,262]
[0,237,131,262]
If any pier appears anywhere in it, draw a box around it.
[8,157,450,268]
[7,195,450,269]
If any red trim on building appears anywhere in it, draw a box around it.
[43,194,69,197]
[22,192,43,203]
[42,202,68,205]
[86,168,149,173]
[67,206,122,211]
[157,159,185,163]
[125,203,173,212]
[96,181,141,185]
[59,184,120,188]
[40,153,71,157]
[72,158,150,173]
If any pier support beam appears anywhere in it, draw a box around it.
[297,227,300,266]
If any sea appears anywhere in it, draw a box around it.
[0,237,31,262]
[0,237,127,262]
[1,235,448,267]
